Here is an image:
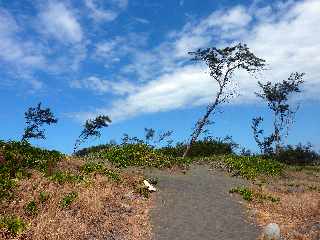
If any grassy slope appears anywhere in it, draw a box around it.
[0,155,152,240]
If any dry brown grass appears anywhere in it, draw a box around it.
[248,167,320,240]
[0,158,152,240]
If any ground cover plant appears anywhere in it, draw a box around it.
[0,156,152,240]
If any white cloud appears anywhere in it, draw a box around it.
[85,0,128,22]
[39,1,83,43]
[75,0,320,122]
[70,76,138,95]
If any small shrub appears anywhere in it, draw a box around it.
[49,171,84,184]
[25,200,37,215]
[104,169,121,182]
[0,215,27,235]
[80,162,104,174]
[276,144,319,165]
[230,186,280,202]
[229,186,253,201]
[159,137,236,158]
[60,192,78,208]
[136,185,150,198]
[223,155,284,179]
[39,191,49,203]
[101,144,173,168]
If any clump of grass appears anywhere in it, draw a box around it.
[104,169,121,182]
[223,155,284,179]
[39,191,49,203]
[230,186,254,201]
[80,162,104,174]
[49,171,85,184]
[230,186,280,202]
[25,200,38,215]
[60,192,78,208]
[0,215,27,235]
[135,185,150,198]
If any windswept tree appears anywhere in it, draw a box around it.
[183,43,266,158]
[74,115,111,152]
[252,72,305,154]
[22,102,58,141]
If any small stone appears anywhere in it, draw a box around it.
[263,223,281,240]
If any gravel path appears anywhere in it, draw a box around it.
[146,165,260,240]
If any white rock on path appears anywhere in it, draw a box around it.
[263,223,281,240]
[143,180,157,192]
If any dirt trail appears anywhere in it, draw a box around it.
[146,165,260,240]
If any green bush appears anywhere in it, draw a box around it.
[159,137,236,158]
[229,186,253,201]
[276,144,319,165]
[39,191,49,203]
[49,171,85,184]
[80,162,104,174]
[0,140,64,200]
[25,200,37,215]
[100,144,173,168]
[230,186,280,202]
[74,143,116,157]
[60,192,78,208]
[223,155,284,179]
[0,215,27,235]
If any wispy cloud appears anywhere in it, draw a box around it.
[38,1,83,43]
[85,0,128,22]
[75,0,320,122]
[70,76,138,95]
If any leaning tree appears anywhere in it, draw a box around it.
[252,72,305,154]
[183,43,266,158]
[74,115,112,152]
[22,102,58,141]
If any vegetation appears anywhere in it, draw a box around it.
[74,115,112,152]
[0,140,64,201]
[229,186,280,202]
[252,72,304,154]
[184,44,265,157]
[223,155,284,179]
[22,102,58,141]
[60,192,78,208]
[0,216,27,236]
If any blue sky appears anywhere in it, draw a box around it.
[0,0,319,153]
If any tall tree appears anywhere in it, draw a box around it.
[74,115,111,152]
[183,43,265,158]
[253,72,305,154]
[22,102,58,141]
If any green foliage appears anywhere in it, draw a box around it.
[80,162,121,182]
[229,186,253,201]
[136,185,150,198]
[230,186,280,202]
[25,200,38,215]
[276,144,319,165]
[101,144,173,168]
[159,137,236,158]
[39,191,49,203]
[0,140,63,200]
[0,215,27,235]
[80,162,104,174]
[223,155,284,179]
[104,169,121,182]
[22,102,58,141]
[49,171,85,184]
[74,142,116,157]
[74,115,111,152]
[60,192,78,208]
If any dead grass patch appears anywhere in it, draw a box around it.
[247,167,320,240]
[0,158,152,240]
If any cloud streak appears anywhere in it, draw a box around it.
[76,0,320,122]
